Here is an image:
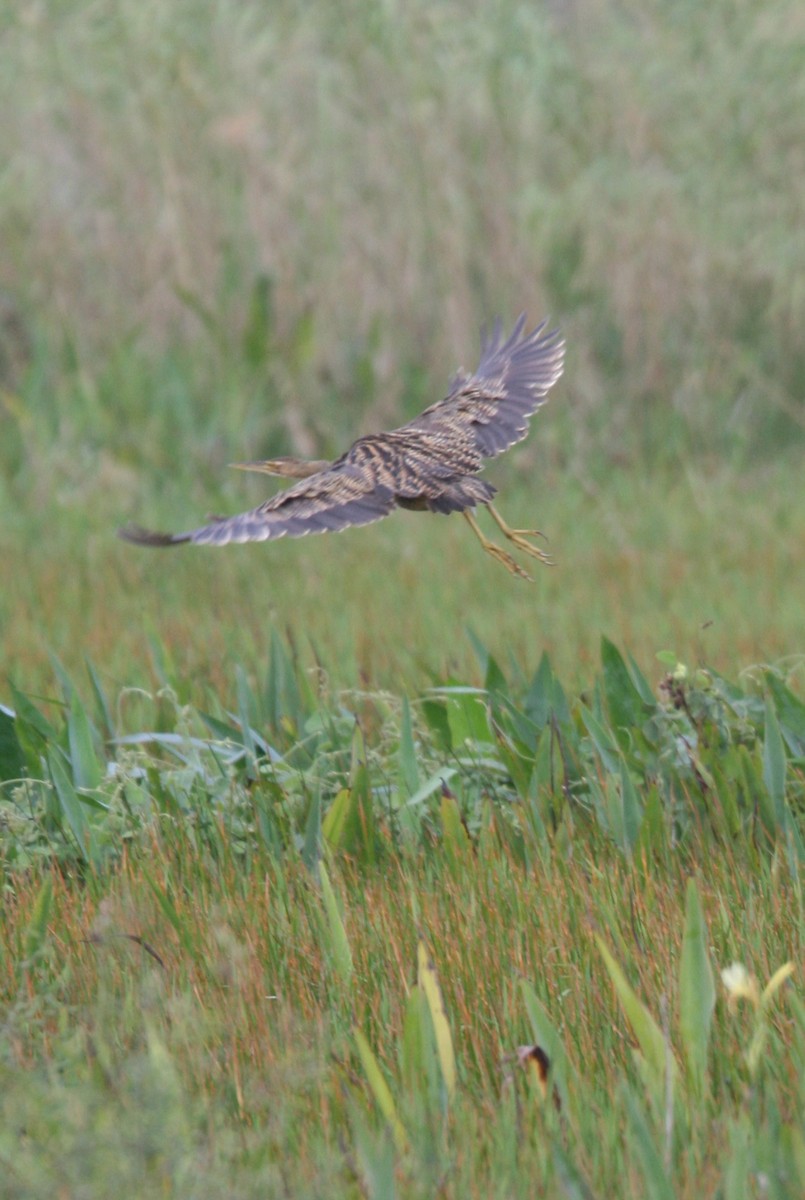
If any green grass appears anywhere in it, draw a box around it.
[3,450,805,700]
[2,0,805,1194]
[1,643,804,1196]
[2,847,801,1197]
[1,0,803,465]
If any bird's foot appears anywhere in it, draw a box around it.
[480,539,534,582]
[486,505,554,566]
[501,529,553,566]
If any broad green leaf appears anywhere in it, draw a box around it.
[322,787,353,851]
[0,705,26,782]
[596,937,675,1099]
[525,652,571,728]
[8,684,56,740]
[400,984,442,1113]
[490,691,541,753]
[635,786,668,859]
[319,861,353,986]
[301,787,322,869]
[402,768,457,811]
[263,627,308,735]
[420,699,451,752]
[655,650,679,668]
[48,747,92,863]
[49,653,75,705]
[601,636,650,732]
[9,682,56,774]
[580,706,620,774]
[354,1029,408,1155]
[484,653,508,697]
[626,650,657,706]
[235,665,259,764]
[85,656,115,742]
[765,673,805,758]
[723,1116,753,1200]
[417,938,456,1101]
[198,710,248,747]
[440,791,472,868]
[67,690,102,791]
[762,698,787,827]
[739,746,775,837]
[679,879,715,1101]
[398,697,420,795]
[524,652,556,729]
[445,690,492,747]
[400,983,427,1093]
[617,759,643,853]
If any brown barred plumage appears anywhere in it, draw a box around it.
[119,314,564,579]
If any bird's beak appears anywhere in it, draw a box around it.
[229,460,280,475]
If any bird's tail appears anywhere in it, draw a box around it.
[117,525,191,547]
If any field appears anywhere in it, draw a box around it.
[1,1,804,1196]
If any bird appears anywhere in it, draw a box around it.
[119,313,565,580]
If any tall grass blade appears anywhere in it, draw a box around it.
[398,696,420,795]
[319,861,353,987]
[142,867,195,960]
[596,936,674,1100]
[679,878,715,1102]
[417,937,456,1101]
[624,1087,676,1200]
[84,657,115,742]
[24,876,53,963]
[762,697,787,828]
[301,787,322,869]
[551,1143,600,1200]
[440,790,472,868]
[354,1029,408,1155]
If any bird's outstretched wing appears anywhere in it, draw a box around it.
[118,460,397,547]
[401,314,564,461]
[119,313,563,549]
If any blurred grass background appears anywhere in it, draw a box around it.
[2,7,805,1194]
[1,0,803,697]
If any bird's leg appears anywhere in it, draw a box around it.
[462,511,534,581]
[485,503,553,566]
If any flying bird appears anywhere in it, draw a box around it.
[119,313,564,579]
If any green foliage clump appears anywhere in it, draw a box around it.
[3,634,803,877]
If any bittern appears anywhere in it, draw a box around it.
[119,313,564,579]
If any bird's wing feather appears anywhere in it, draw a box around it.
[401,314,564,461]
[118,461,397,547]
[119,314,563,549]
